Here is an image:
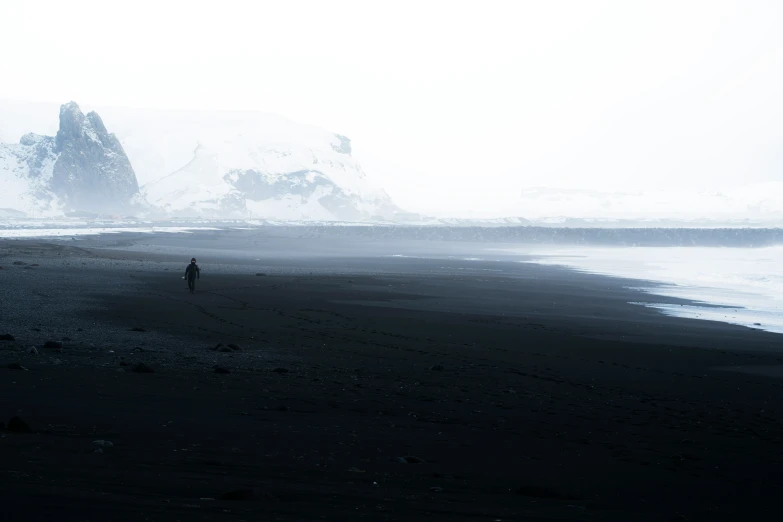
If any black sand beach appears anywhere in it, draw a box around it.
[1,230,782,521]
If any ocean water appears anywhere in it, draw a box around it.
[504,246,783,334]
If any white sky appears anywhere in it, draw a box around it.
[1,0,782,217]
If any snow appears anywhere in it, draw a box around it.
[74,105,388,201]
[0,148,30,205]
[130,116,393,218]
[0,99,394,221]
[4,100,783,223]
[82,116,101,144]
[245,185,341,221]
[141,144,233,211]
[0,137,63,218]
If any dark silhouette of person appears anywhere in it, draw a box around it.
[185,258,200,294]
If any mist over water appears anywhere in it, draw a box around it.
[512,246,783,334]
[3,220,782,335]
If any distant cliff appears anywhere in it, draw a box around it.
[0,102,142,216]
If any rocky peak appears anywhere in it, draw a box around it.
[55,101,86,149]
[19,132,49,147]
[48,101,142,213]
[85,111,108,136]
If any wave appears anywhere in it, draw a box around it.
[511,246,783,334]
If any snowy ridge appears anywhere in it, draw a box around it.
[0,100,401,221]
[117,109,399,220]
[0,132,63,217]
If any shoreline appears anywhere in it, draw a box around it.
[507,245,783,335]
[6,224,782,336]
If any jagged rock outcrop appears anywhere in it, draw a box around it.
[52,103,140,212]
[0,102,142,216]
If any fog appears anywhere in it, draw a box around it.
[2,0,782,220]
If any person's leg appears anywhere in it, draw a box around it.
[190,277,196,293]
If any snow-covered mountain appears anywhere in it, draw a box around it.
[133,124,399,221]
[0,100,402,221]
[0,102,141,217]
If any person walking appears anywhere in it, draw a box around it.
[185,257,200,294]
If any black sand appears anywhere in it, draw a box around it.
[1,231,782,521]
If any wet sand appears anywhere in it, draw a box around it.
[1,233,782,521]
